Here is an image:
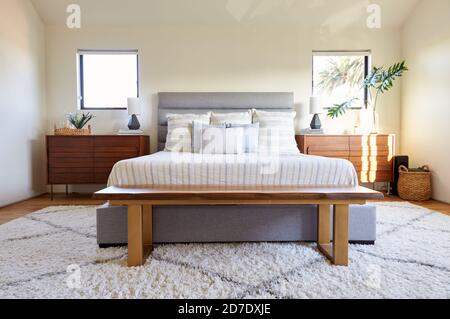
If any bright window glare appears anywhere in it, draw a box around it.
[81,54,138,109]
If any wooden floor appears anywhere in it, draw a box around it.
[0,192,449,225]
[0,194,105,225]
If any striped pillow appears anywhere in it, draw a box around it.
[211,111,252,125]
[229,123,259,153]
[164,113,211,152]
[252,109,300,156]
[191,121,225,153]
[192,121,245,155]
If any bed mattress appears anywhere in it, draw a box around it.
[107,151,358,187]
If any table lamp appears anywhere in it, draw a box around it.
[310,96,324,130]
[127,97,141,130]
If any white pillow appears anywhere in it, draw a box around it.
[192,121,245,154]
[252,109,300,156]
[229,123,259,153]
[210,111,252,125]
[191,121,225,153]
[165,113,211,152]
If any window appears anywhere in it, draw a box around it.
[312,51,370,109]
[78,50,139,109]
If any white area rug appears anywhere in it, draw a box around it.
[0,202,449,299]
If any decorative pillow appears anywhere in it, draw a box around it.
[192,121,225,153]
[229,123,259,153]
[164,113,211,152]
[192,121,245,154]
[252,109,300,156]
[210,111,252,125]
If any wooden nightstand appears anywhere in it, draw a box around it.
[46,135,150,199]
[296,134,395,184]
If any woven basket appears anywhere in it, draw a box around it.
[398,165,432,201]
[54,125,91,136]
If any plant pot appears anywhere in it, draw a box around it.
[357,108,372,134]
[371,109,379,134]
[54,125,91,136]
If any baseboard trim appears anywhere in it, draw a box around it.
[0,192,47,210]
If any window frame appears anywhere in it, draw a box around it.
[312,50,371,109]
[77,49,140,111]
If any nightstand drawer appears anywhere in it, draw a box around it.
[49,173,93,184]
[349,135,394,147]
[50,168,93,174]
[349,156,393,171]
[94,136,141,147]
[298,135,350,158]
[49,157,94,168]
[46,135,150,188]
[48,137,93,150]
[94,150,139,158]
[296,134,395,183]
[307,145,349,158]
[49,152,92,158]
[349,146,392,157]
[95,158,129,168]
[359,171,393,183]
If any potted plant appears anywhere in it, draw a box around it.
[328,61,408,133]
[54,112,95,136]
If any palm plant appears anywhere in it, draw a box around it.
[316,56,364,95]
[66,112,95,129]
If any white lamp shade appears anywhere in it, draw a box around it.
[127,97,141,115]
[310,96,324,114]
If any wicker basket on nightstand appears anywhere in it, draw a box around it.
[54,125,91,136]
[398,165,432,201]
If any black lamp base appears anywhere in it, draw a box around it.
[128,114,141,130]
[310,114,322,130]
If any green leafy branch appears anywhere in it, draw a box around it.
[66,112,95,129]
[364,60,409,112]
[327,60,408,119]
[327,98,358,119]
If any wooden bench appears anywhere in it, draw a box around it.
[93,185,383,267]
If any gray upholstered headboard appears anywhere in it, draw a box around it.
[157,92,294,151]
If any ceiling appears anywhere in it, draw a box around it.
[31,0,420,27]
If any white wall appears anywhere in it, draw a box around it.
[401,0,450,203]
[45,24,403,154]
[0,0,47,206]
[3,1,449,203]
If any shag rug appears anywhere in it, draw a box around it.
[0,202,449,299]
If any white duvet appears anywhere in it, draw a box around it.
[107,152,358,187]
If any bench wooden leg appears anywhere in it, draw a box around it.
[128,205,144,267]
[333,204,349,266]
[127,205,153,267]
[317,204,331,245]
[143,205,153,252]
[317,204,349,266]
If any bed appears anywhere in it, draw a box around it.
[96,92,378,248]
[107,152,359,187]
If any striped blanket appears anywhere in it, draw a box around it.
[107,152,358,187]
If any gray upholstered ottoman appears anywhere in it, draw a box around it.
[97,204,376,247]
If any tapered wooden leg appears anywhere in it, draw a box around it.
[128,205,144,267]
[317,204,331,245]
[143,205,153,250]
[333,204,349,266]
